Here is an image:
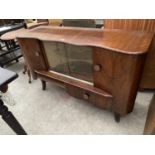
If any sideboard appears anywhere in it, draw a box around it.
[17,26,154,122]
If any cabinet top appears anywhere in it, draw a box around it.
[16,26,154,55]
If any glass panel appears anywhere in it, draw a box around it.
[43,41,93,83]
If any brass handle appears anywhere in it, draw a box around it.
[83,93,89,100]
[94,64,101,72]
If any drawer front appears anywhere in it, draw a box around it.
[18,38,47,71]
[66,84,112,109]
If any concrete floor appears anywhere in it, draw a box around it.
[0,58,153,134]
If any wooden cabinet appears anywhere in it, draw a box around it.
[17,26,154,122]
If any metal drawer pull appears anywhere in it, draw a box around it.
[94,64,101,72]
[83,93,89,100]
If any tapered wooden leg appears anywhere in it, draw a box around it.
[0,99,27,135]
[27,69,31,84]
[23,64,27,74]
[41,80,46,90]
[23,65,32,83]
[114,112,121,123]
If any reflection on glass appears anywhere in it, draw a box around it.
[43,41,93,82]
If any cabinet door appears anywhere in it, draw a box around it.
[93,47,146,115]
[18,38,47,71]
[43,41,93,82]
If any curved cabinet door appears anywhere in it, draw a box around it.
[93,47,146,115]
[18,38,47,72]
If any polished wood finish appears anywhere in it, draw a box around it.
[18,38,48,79]
[93,47,146,115]
[0,28,27,41]
[66,84,112,109]
[17,26,153,120]
[35,70,112,98]
[0,68,27,135]
[104,19,155,89]
[144,93,155,134]
[17,26,153,55]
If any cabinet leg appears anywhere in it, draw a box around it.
[27,69,31,84]
[114,112,121,123]
[23,64,27,74]
[0,99,27,135]
[41,80,46,90]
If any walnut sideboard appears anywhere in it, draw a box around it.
[16,26,154,122]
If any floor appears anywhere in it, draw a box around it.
[0,58,153,134]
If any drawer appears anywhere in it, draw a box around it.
[66,84,112,109]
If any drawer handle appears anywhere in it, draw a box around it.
[35,51,40,57]
[83,93,89,100]
[94,64,101,72]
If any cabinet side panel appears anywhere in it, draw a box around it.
[93,47,146,115]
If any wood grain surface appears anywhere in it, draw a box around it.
[16,26,154,55]
[0,28,27,40]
